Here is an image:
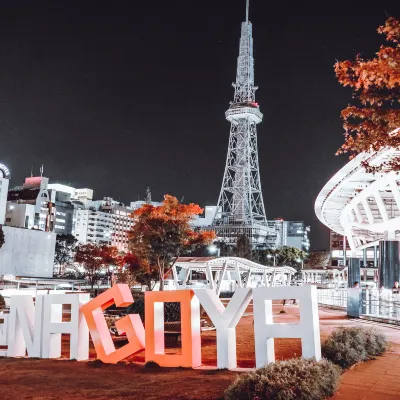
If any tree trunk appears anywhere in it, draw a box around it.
[157,259,164,291]
[159,274,164,291]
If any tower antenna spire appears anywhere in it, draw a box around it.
[246,0,249,22]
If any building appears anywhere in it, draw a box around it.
[130,200,162,210]
[73,188,93,204]
[315,145,400,287]
[192,206,218,228]
[267,219,310,252]
[0,163,11,224]
[74,197,134,252]
[329,230,376,268]
[0,225,55,277]
[0,164,56,277]
[49,189,75,235]
[6,176,55,231]
[211,1,274,247]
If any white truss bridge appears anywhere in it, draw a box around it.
[170,257,296,296]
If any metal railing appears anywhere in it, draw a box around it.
[361,289,400,321]
[317,288,347,308]
[318,288,400,322]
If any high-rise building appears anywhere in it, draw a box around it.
[74,197,134,252]
[211,1,274,247]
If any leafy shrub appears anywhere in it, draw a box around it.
[224,358,341,400]
[322,326,387,368]
[127,293,181,322]
[0,294,5,308]
[145,360,160,369]
[219,292,234,298]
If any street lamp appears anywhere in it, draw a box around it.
[208,244,221,257]
[267,254,276,266]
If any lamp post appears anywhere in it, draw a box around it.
[296,258,304,270]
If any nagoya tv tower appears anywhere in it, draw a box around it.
[212,0,274,247]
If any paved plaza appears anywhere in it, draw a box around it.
[1,305,400,399]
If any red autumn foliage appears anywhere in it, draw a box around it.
[75,243,120,289]
[128,195,216,290]
[335,17,400,172]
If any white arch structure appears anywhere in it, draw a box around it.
[172,257,296,295]
[315,146,400,251]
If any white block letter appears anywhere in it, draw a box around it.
[253,286,321,368]
[7,295,44,357]
[42,293,90,360]
[0,313,9,356]
[194,288,252,369]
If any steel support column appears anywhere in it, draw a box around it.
[347,258,360,288]
[379,240,400,289]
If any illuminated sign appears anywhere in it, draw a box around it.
[0,285,321,368]
[0,163,10,179]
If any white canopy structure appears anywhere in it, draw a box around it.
[171,257,297,295]
[301,269,346,284]
[315,146,400,251]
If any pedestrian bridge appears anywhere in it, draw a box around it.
[169,257,297,295]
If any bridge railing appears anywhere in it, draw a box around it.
[317,288,400,322]
[317,288,347,308]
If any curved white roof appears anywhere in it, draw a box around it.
[315,146,400,251]
[175,256,297,274]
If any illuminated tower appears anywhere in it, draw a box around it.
[212,0,273,247]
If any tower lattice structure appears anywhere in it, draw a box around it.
[212,0,274,247]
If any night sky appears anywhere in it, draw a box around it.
[0,1,398,249]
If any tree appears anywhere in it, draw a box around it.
[213,240,235,257]
[118,252,158,290]
[75,243,120,289]
[254,247,307,271]
[275,246,307,271]
[305,250,331,269]
[235,235,253,259]
[0,225,4,250]
[54,234,78,276]
[335,17,400,172]
[129,195,215,290]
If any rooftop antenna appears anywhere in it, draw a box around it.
[246,0,249,22]
[40,164,44,177]
[30,166,33,177]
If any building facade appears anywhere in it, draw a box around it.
[6,176,56,232]
[267,219,310,252]
[74,197,134,252]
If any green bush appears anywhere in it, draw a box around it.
[224,358,341,400]
[127,293,181,322]
[322,326,387,368]
[145,360,160,368]
[219,292,234,298]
